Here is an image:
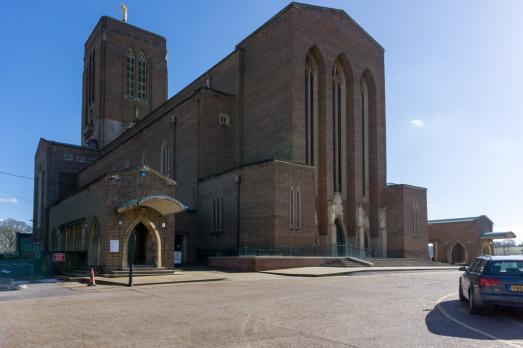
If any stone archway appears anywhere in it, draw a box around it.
[450,241,467,264]
[363,227,370,250]
[122,217,162,268]
[481,241,492,255]
[88,218,101,267]
[335,217,347,245]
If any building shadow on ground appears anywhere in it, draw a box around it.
[425,299,523,341]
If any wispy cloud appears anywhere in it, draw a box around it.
[410,119,425,128]
[0,197,18,204]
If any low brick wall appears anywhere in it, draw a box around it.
[208,256,341,272]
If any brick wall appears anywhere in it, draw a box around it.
[239,8,294,165]
[81,16,168,147]
[198,160,317,256]
[78,101,176,188]
[33,140,99,249]
[428,216,493,264]
[290,4,387,243]
[383,184,428,258]
[49,167,177,270]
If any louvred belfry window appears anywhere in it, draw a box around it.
[126,50,135,97]
[138,53,147,101]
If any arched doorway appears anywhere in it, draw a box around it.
[364,228,370,250]
[122,219,162,268]
[451,242,466,264]
[88,218,101,266]
[128,223,152,265]
[335,218,346,245]
[334,218,348,256]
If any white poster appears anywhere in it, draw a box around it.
[110,240,120,253]
[174,251,182,265]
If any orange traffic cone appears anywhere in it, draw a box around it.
[88,267,96,287]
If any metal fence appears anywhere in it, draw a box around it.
[237,244,370,259]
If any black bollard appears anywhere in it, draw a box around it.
[128,263,133,287]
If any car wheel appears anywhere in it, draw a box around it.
[469,289,482,315]
[459,281,466,303]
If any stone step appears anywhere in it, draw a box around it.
[119,265,167,270]
[323,259,364,268]
[106,268,174,278]
[368,258,448,267]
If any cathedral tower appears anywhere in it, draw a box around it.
[81,16,167,148]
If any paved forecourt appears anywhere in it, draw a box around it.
[0,270,522,347]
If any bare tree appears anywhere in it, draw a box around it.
[0,219,31,254]
[494,239,516,255]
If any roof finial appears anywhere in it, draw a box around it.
[120,3,128,22]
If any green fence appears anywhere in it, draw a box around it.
[239,244,370,258]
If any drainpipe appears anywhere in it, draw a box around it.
[171,115,177,272]
[170,115,177,180]
[235,174,241,255]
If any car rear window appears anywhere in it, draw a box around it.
[488,261,523,276]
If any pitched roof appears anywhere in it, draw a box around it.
[236,2,383,51]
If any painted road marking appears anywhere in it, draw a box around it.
[436,292,523,348]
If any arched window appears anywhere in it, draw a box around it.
[141,151,148,166]
[126,49,135,98]
[290,186,301,229]
[137,53,147,101]
[332,62,346,194]
[160,140,169,176]
[360,79,369,198]
[305,54,318,166]
[212,197,223,232]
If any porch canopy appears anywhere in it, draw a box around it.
[480,231,517,240]
[117,195,188,216]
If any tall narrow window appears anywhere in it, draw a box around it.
[361,80,369,198]
[219,197,224,231]
[305,55,317,166]
[217,197,223,232]
[212,197,224,232]
[91,50,95,103]
[290,187,294,228]
[87,55,92,105]
[412,204,420,239]
[296,189,301,228]
[126,50,135,98]
[212,198,216,232]
[290,187,301,229]
[160,140,169,176]
[137,53,147,101]
[332,63,346,193]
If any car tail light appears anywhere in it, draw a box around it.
[479,277,502,287]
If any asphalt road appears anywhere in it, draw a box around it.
[0,270,522,347]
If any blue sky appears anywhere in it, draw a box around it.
[0,0,522,242]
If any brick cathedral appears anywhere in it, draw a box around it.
[33,3,428,271]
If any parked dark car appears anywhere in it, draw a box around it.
[459,255,523,314]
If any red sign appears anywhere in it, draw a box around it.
[53,253,65,262]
